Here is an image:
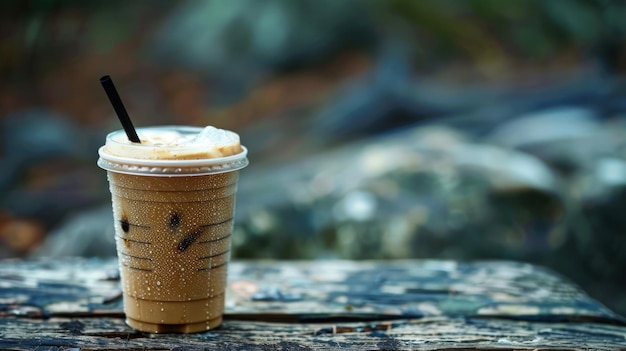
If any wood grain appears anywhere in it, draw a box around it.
[1,258,625,350]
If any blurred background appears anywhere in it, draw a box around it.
[1,0,626,316]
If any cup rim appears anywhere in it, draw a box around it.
[98,146,248,176]
[98,146,248,167]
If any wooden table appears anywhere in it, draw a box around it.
[1,258,625,350]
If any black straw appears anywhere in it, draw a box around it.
[100,75,141,143]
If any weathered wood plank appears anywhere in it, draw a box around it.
[2,316,626,350]
[1,258,626,350]
[0,258,622,322]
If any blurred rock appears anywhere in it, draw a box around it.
[305,43,456,147]
[33,205,115,258]
[0,109,110,254]
[149,0,377,94]
[1,109,83,189]
[234,124,565,260]
[0,211,46,257]
[487,107,611,174]
[489,107,600,148]
[588,157,626,196]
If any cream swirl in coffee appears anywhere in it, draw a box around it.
[103,126,243,160]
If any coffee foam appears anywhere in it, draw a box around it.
[104,126,243,160]
[98,126,248,176]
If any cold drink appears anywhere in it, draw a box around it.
[98,126,248,333]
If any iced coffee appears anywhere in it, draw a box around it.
[98,126,248,333]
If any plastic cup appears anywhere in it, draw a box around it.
[97,126,248,333]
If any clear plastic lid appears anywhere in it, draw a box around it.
[97,126,249,176]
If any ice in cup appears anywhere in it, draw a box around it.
[97,125,248,333]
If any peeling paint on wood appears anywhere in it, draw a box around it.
[1,258,625,350]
